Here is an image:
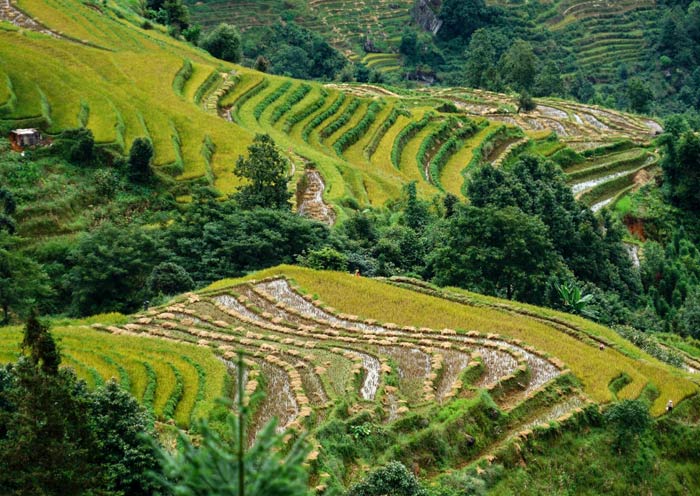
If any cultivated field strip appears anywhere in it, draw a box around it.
[95,276,576,444]
[0,324,229,428]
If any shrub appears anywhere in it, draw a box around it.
[147,262,194,296]
[391,114,432,168]
[172,59,193,96]
[347,461,428,496]
[604,399,652,453]
[320,98,361,139]
[302,92,345,142]
[333,101,383,156]
[128,137,154,183]
[297,246,349,272]
[57,128,95,165]
[270,84,311,125]
[283,89,327,133]
[364,107,410,159]
[253,81,292,120]
[200,23,242,63]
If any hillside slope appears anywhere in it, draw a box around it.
[0,0,661,217]
[1,266,697,489]
[185,0,661,83]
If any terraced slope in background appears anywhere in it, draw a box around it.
[0,0,661,220]
[185,0,413,57]
[488,0,658,84]
[1,266,695,485]
[186,0,659,84]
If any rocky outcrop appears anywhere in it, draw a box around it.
[413,0,442,35]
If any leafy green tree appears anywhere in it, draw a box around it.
[532,60,564,97]
[627,78,654,113]
[298,246,349,272]
[569,73,595,103]
[403,181,431,232]
[0,233,52,324]
[428,206,558,302]
[677,290,700,338]
[438,0,493,41]
[467,156,641,303]
[201,23,242,63]
[400,30,419,63]
[166,199,328,284]
[163,0,190,31]
[89,381,163,495]
[443,193,459,218]
[347,461,428,496]
[66,223,162,316]
[128,137,154,183]
[517,90,535,112]
[0,319,163,495]
[661,130,700,212]
[233,134,292,210]
[21,312,60,375]
[182,23,201,44]
[0,188,16,234]
[58,128,95,165]
[373,225,425,276]
[499,39,537,91]
[246,21,346,80]
[269,45,312,79]
[604,400,652,454]
[0,321,100,495]
[463,28,505,90]
[254,55,270,73]
[147,262,194,296]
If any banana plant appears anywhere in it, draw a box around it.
[556,283,595,317]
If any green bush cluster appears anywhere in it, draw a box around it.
[613,325,684,368]
[567,151,652,181]
[283,88,328,133]
[161,363,185,421]
[172,59,193,96]
[232,78,269,113]
[302,92,345,142]
[428,119,479,185]
[333,101,383,156]
[320,98,361,140]
[253,81,292,120]
[416,117,461,179]
[193,69,220,105]
[391,113,433,169]
[364,107,410,160]
[270,83,311,125]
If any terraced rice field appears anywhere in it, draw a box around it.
[563,143,659,210]
[0,322,229,428]
[186,0,413,55]
[0,0,663,220]
[1,266,697,474]
[509,0,657,82]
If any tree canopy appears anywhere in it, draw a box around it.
[201,23,242,63]
[233,134,293,210]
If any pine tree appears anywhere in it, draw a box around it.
[233,134,292,210]
[22,311,60,375]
